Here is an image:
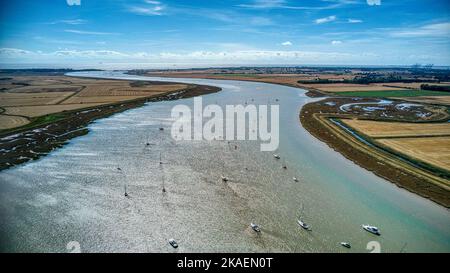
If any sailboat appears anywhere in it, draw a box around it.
[124,184,129,197]
[298,204,311,231]
[159,151,167,193]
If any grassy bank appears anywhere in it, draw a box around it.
[338,90,450,97]
[0,82,221,171]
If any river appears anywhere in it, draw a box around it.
[0,71,448,253]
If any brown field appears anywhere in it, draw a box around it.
[73,84,186,97]
[305,83,405,92]
[0,115,30,129]
[397,96,450,106]
[143,72,354,90]
[342,118,450,173]
[342,119,450,138]
[0,75,188,130]
[3,103,105,117]
[62,96,149,104]
[377,137,450,171]
[374,82,450,89]
[0,92,75,106]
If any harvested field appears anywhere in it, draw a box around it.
[374,82,450,89]
[6,85,82,93]
[306,83,406,92]
[377,137,450,171]
[0,92,75,106]
[0,75,189,130]
[337,90,450,97]
[3,104,105,117]
[397,96,450,106]
[0,115,29,129]
[341,119,450,138]
[74,84,187,97]
[62,96,150,104]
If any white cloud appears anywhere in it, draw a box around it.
[65,29,120,35]
[238,0,355,10]
[390,22,450,37]
[129,0,166,16]
[144,0,161,4]
[281,41,292,46]
[0,48,33,56]
[53,50,127,57]
[348,19,363,23]
[50,19,87,25]
[331,40,342,45]
[66,0,81,6]
[0,47,374,65]
[239,0,286,8]
[129,6,165,16]
[315,15,337,24]
[366,0,381,6]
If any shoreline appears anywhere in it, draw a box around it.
[300,98,450,208]
[128,72,327,98]
[2,72,448,208]
[0,78,221,171]
[125,72,450,208]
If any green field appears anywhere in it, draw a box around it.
[337,90,450,97]
[210,73,262,77]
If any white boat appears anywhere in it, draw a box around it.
[362,224,380,236]
[297,219,311,231]
[168,238,178,248]
[293,177,299,182]
[340,242,351,248]
[273,154,280,159]
[250,223,261,232]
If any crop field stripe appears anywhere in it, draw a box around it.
[337,90,450,97]
[334,118,450,178]
[372,134,450,139]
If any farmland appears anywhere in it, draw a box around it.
[0,75,188,130]
[300,96,450,207]
[341,119,450,138]
[337,90,450,97]
[377,137,450,172]
[341,119,450,172]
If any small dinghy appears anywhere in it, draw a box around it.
[273,154,280,159]
[293,177,299,182]
[168,238,178,248]
[297,219,311,231]
[221,175,229,182]
[250,223,261,233]
[340,242,351,249]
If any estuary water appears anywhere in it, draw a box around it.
[0,71,449,253]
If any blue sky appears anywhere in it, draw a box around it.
[0,0,449,68]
